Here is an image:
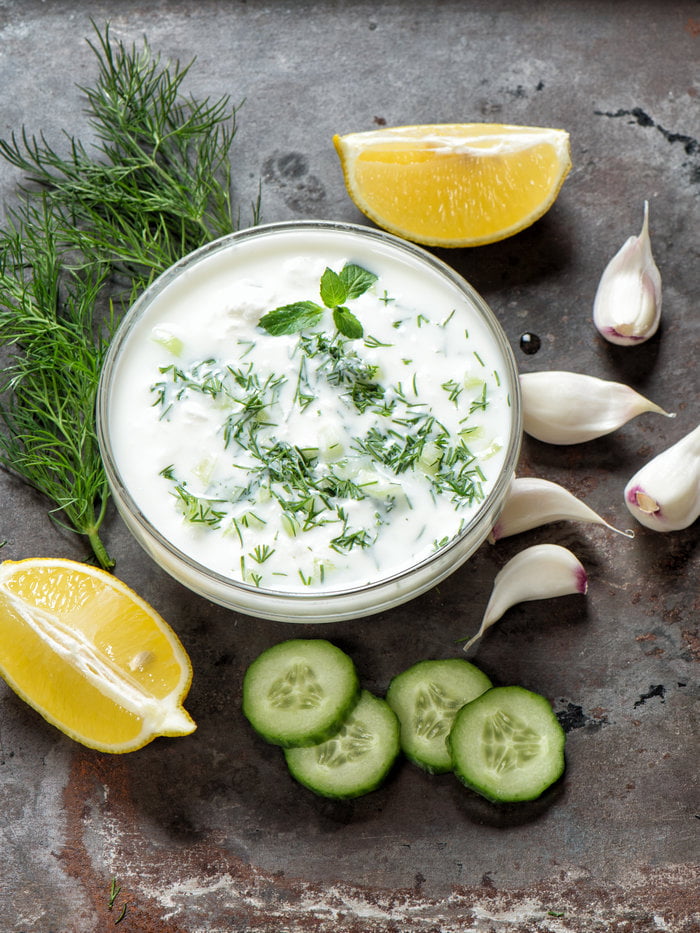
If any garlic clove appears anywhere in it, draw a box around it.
[624,423,700,532]
[593,201,662,346]
[489,476,634,541]
[520,370,674,444]
[462,544,588,653]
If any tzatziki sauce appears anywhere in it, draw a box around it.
[104,225,515,596]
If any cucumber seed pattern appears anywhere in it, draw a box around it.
[268,663,324,710]
[316,715,375,767]
[482,709,542,773]
[414,682,465,739]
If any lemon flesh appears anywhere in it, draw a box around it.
[333,123,571,247]
[0,558,195,753]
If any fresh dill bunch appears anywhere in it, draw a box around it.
[0,23,258,567]
[0,202,116,568]
[0,21,259,279]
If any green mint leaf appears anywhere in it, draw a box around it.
[259,301,324,336]
[333,306,364,339]
[339,263,378,300]
[320,267,348,309]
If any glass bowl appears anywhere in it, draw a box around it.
[97,220,521,622]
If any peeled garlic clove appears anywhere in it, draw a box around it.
[624,423,700,532]
[462,544,588,653]
[489,476,633,541]
[593,201,662,346]
[520,370,674,444]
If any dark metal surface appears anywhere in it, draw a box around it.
[1,2,698,930]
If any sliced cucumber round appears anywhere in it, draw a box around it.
[242,639,360,747]
[284,690,400,799]
[449,685,565,803]
[386,658,492,773]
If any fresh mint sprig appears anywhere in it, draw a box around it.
[258,301,325,337]
[259,263,377,338]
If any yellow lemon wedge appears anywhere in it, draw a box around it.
[0,558,196,753]
[333,123,572,247]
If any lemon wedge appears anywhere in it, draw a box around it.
[0,558,196,752]
[333,123,572,247]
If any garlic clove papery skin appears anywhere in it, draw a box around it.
[624,423,700,531]
[462,544,588,653]
[593,201,662,346]
[489,476,634,541]
[520,370,674,444]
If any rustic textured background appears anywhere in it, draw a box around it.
[1,2,698,931]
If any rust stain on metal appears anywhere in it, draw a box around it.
[55,750,699,932]
[682,628,700,661]
[58,751,192,933]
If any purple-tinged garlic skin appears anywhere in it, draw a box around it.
[489,476,633,541]
[624,423,700,531]
[593,201,662,347]
[462,544,588,653]
[520,370,674,444]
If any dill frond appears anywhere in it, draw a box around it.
[0,23,258,566]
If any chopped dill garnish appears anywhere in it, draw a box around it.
[364,334,393,348]
[441,378,463,406]
[469,383,488,414]
[249,544,275,564]
[141,241,502,589]
[173,484,227,527]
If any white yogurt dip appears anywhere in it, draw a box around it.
[99,222,520,619]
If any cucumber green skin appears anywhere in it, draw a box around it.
[449,685,566,803]
[284,691,400,799]
[242,639,361,748]
[386,658,492,774]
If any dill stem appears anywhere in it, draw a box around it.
[87,496,114,571]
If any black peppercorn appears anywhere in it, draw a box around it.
[519,332,541,355]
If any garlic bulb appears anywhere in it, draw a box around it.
[520,370,673,444]
[624,423,700,531]
[593,201,662,346]
[489,476,633,541]
[462,544,588,653]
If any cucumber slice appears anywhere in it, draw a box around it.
[242,639,360,747]
[284,690,400,799]
[386,658,492,773]
[449,685,566,803]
